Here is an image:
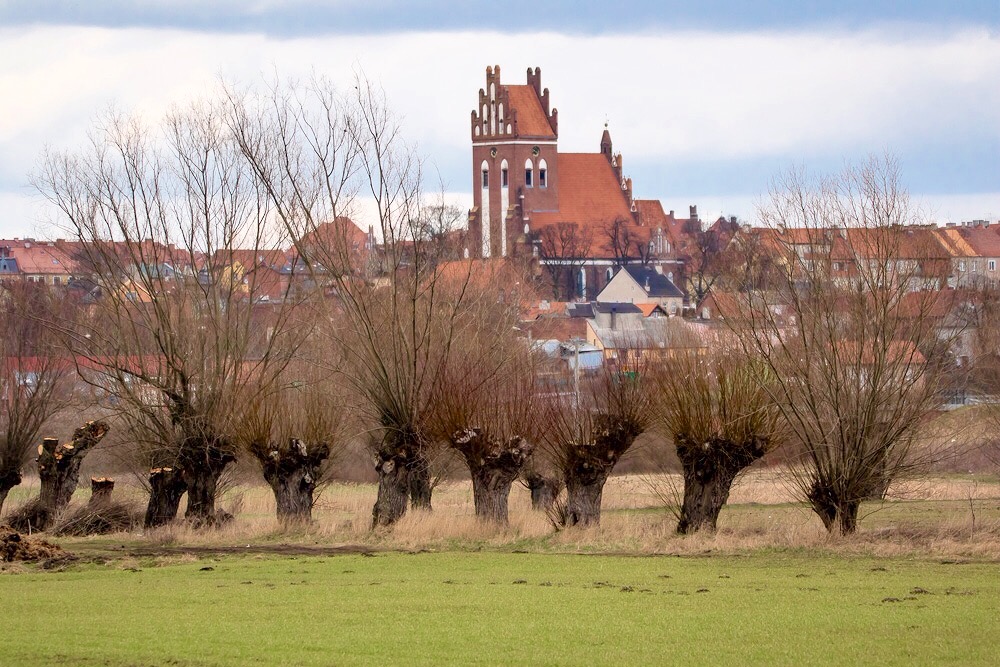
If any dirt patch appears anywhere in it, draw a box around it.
[1,525,76,565]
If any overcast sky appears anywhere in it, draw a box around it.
[1,1,998,238]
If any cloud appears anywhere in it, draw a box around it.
[3,1,997,35]
[0,25,997,237]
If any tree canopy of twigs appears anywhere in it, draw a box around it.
[727,156,959,535]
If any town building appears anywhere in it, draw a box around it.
[466,65,700,301]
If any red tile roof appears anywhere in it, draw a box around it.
[954,225,1000,257]
[505,85,555,139]
[530,154,634,253]
[2,244,77,275]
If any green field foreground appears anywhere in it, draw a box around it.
[1,551,998,666]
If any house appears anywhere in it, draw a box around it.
[466,65,698,300]
[596,265,684,315]
[585,304,709,361]
[938,222,1000,287]
[0,239,78,285]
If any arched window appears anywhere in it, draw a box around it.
[498,103,504,124]
[490,82,495,101]
[577,267,587,298]
[481,161,489,189]
[606,267,613,282]
[524,159,533,187]
[500,159,508,188]
[538,159,548,188]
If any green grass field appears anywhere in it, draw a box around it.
[2,551,998,666]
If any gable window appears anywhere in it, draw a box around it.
[538,159,547,188]
[524,159,533,187]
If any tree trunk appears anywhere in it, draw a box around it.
[564,466,611,527]
[34,421,110,530]
[256,439,330,524]
[183,467,225,526]
[454,432,533,525]
[677,467,739,534]
[675,436,767,535]
[144,467,187,528]
[524,471,562,511]
[559,417,641,527]
[808,481,861,536]
[179,439,235,527]
[0,469,22,518]
[407,453,432,510]
[372,455,411,528]
[88,478,115,506]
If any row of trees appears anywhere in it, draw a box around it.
[0,76,968,537]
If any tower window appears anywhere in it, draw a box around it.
[501,159,509,188]
[524,159,533,188]
[482,169,489,188]
[539,159,547,188]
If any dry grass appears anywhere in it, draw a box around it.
[7,469,999,560]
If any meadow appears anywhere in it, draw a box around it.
[3,471,1000,665]
[1,551,998,666]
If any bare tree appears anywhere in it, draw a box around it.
[728,157,957,535]
[680,217,739,304]
[36,102,308,527]
[604,216,656,267]
[540,350,651,526]
[0,282,74,517]
[431,282,539,524]
[225,74,479,527]
[538,222,594,301]
[652,348,782,533]
[237,359,349,524]
[414,194,468,267]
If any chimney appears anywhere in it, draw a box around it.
[689,205,698,220]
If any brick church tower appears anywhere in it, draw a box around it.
[468,66,559,258]
[467,64,693,301]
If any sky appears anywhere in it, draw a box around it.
[1,1,998,238]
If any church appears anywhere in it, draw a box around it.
[467,65,700,301]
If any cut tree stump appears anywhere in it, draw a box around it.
[10,421,111,531]
[89,478,115,506]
